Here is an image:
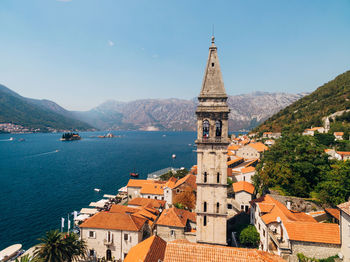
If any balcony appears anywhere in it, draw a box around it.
[104,237,113,245]
[268,230,290,252]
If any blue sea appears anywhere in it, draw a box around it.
[0,131,197,250]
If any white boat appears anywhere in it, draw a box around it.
[172,154,176,159]
[94,188,101,192]
[0,244,22,261]
[9,137,14,141]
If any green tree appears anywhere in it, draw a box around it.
[314,133,335,147]
[317,161,350,206]
[254,134,331,197]
[34,230,87,262]
[239,225,260,248]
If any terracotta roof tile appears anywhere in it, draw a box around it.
[128,197,166,209]
[124,235,167,262]
[338,201,350,216]
[80,211,146,231]
[227,157,244,166]
[334,132,344,136]
[163,240,285,262]
[241,166,256,174]
[325,208,340,221]
[248,142,268,152]
[140,183,165,195]
[233,181,255,194]
[164,177,177,189]
[173,174,197,190]
[284,222,340,244]
[228,145,240,151]
[127,179,153,188]
[109,205,140,214]
[156,207,196,228]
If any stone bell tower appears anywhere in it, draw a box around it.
[195,36,230,245]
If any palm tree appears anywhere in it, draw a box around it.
[15,254,39,262]
[62,232,87,262]
[33,230,87,262]
[34,230,67,262]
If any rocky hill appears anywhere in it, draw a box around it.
[254,70,350,133]
[72,92,305,131]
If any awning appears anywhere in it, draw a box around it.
[103,194,116,199]
[74,214,90,221]
[118,186,127,193]
[89,199,109,208]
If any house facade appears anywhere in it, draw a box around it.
[338,201,350,261]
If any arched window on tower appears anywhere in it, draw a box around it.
[217,172,220,183]
[203,216,207,226]
[215,120,222,137]
[216,202,220,213]
[203,120,209,139]
[204,172,207,183]
[203,202,207,212]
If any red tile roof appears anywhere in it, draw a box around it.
[325,208,340,221]
[338,201,350,216]
[227,157,244,166]
[124,235,166,262]
[241,166,256,174]
[128,197,166,209]
[140,183,165,195]
[164,177,177,189]
[173,174,197,190]
[109,205,140,214]
[156,207,196,228]
[248,142,268,152]
[80,211,146,231]
[284,222,340,244]
[253,195,340,244]
[163,240,285,262]
[233,181,255,194]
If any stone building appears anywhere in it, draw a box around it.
[232,181,254,212]
[80,211,151,261]
[236,142,268,160]
[338,201,350,261]
[126,179,166,200]
[195,36,230,245]
[155,207,196,243]
[250,195,340,261]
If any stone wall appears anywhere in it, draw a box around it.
[127,187,141,200]
[156,225,185,242]
[289,241,340,262]
[341,211,350,261]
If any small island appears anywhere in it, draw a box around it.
[60,132,81,141]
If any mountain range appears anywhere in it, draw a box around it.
[0,84,305,132]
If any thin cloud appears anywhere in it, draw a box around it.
[108,40,115,47]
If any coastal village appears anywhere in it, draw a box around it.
[11,37,348,262]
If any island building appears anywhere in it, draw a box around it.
[195,36,230,245]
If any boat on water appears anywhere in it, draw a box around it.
[94,188,101,192]
[0,244,22,262]
[60,133,81,141]
[130,172,139,178]
[18,138,25,142]
[98,132,115,138]
[9,137,14,141]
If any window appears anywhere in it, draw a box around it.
[204,172,207,183]
[227,204,232,209]
[243,176,245,181]
[217,172,220,183]
[216,202,220,213]
[258,223,261,230]
[89,231,95,238]
[124,233,129,241]
[203,120,209,138]
[155,196,157,200]
[215,120,222,137]
[203,215,207,226]
[241,205,244,210]
[176,188,180,193]
[204,202,207,212]
[148,196,150,199]
[89,250,95,257]
[263,229,266,237]
[162,197,164,200]
[211,63,215,67]
[170,230,175,236]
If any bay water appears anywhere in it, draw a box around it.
[0,131,197,250]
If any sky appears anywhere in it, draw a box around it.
[0,0,350,111]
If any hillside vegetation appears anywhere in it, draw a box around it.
[0,84,92,131]
[254,70,350,133]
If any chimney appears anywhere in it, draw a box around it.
[286,200,292,210]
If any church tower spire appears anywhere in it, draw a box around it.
[195,37,230,246]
